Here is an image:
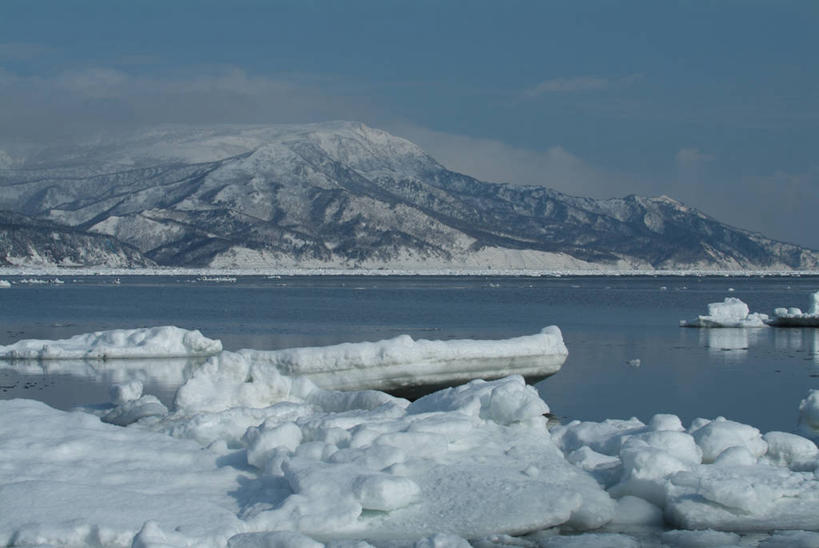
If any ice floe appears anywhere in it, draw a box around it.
[680,297,769,328]
[5,326,819,546]
[237,326,568,392]
[769,290,819,327]
[0,326,222,360]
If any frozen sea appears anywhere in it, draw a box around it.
[2,274,818,435]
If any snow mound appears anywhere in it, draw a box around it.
[0,377,615,545]
[238,326,568,392]
[0,326,222,360]
[769,290,819,327]
[680,297,769,327]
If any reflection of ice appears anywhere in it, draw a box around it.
[813,330,819,367]
[701,328,762,360]
[774,328,803,353]
[5,357,204,392]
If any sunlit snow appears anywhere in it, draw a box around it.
[3,326,819,546]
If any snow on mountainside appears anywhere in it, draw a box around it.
[0,122,816,270]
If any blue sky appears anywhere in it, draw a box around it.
[1,1,818,248]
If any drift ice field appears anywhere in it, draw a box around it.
[3,275,819,547]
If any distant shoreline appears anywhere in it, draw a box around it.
[1,267,818,278]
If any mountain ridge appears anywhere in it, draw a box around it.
[0,122,815,271]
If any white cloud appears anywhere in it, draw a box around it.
[525,74,642,97]
[388,124,650,199]
[526,76,610,95]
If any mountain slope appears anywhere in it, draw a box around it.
[0,122,815,270]
[0,211,154,268]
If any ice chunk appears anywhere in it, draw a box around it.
[769,291,819,327]
[352,474,421,511]
[538,534,641,547]
[758,530,819,548]
[406,376,549,425]
[228,530,325,548]
[609,496,663,527]
[0,399,244,546]
[0,280,10,288]
[666,464,819,530]
[102,394,168,426]
[680,297,768,328]
[801,390,819,439]
[660,529,741,547]
[762,431,818,470]
[110,380,143,404]
[238,327,568,392]
[0,326,222,360]
[691,417,767,463]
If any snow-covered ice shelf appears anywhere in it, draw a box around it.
[237,326,568,392]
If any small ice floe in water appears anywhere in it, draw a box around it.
[0,326,223,360]
[627,358,641,368]
[680,297,768,328]
[0,280,10,288]
[769,290,819,327]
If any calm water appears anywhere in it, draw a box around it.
[1,274,818,433]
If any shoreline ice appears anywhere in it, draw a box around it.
[1,266,818,278]
[3,326,819,546]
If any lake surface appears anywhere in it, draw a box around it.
[2,274,818,434]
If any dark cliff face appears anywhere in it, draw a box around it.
[0,122,815,270]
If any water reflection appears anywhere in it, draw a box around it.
[0,357,207,409]
[700,328,765,360]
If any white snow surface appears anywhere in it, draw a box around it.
[237,326,568,391]
[680,297,769,328]
[6,327,819,546]
[0,326,222,360]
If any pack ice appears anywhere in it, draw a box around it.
[4,326,819,547]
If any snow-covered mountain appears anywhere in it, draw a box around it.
[0,122,816,270]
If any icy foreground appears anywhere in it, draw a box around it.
[680,297,769,328]
[4,329,819,546]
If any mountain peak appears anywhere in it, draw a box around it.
[1,123,816,271]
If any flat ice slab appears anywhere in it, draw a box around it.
[0,326,223,360]
[238,326,568,392]
[680,297,769,328]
